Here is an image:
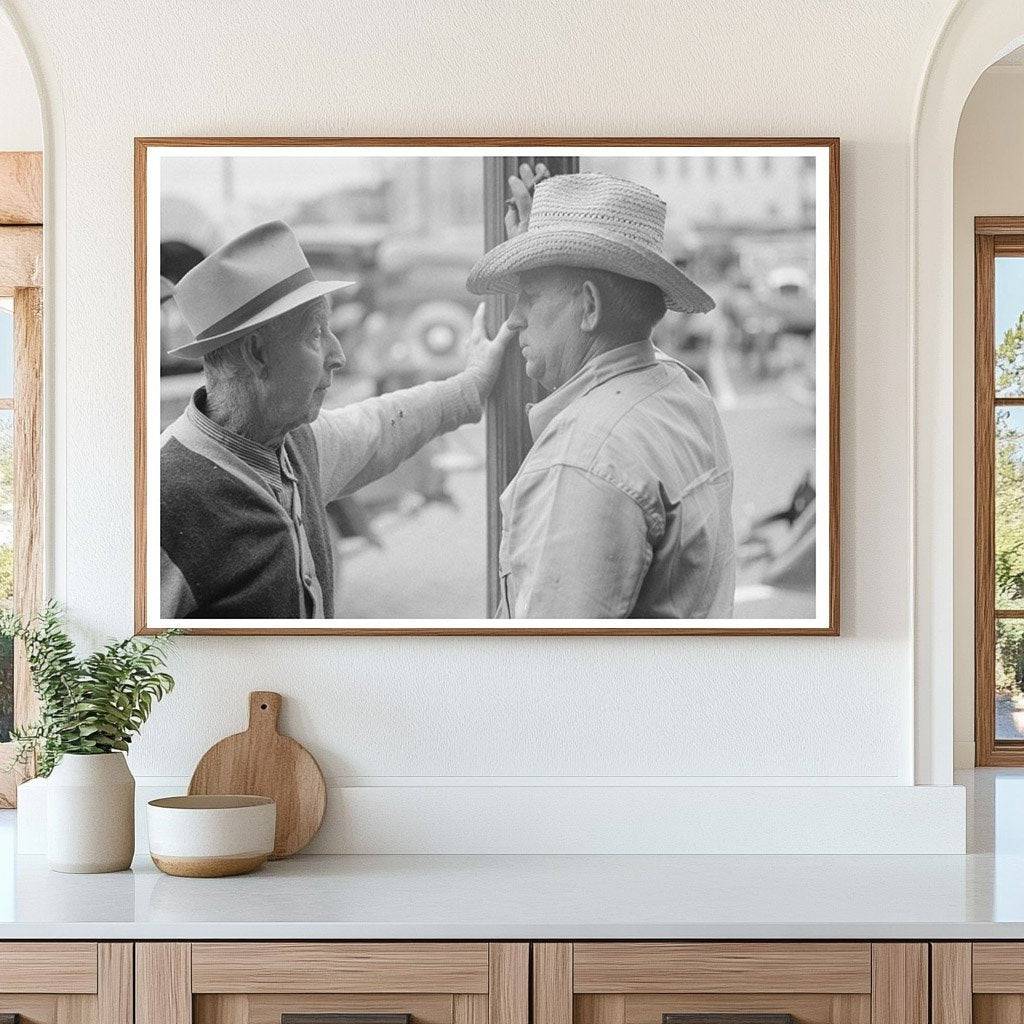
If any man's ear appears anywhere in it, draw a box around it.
[580,279,601,333]
[238,332,270,381]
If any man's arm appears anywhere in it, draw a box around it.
[312,373,482,500]
[313,304,515,500]
[503,464,655,618]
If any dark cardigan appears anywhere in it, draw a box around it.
[160,424,335,618]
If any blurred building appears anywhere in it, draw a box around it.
[585,154,817,234]
[291,156,482,240]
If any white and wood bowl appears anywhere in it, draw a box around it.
[147,795,276,877]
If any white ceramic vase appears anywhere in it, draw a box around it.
[46,752,135,873]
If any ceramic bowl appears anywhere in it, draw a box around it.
[146,795,276,877]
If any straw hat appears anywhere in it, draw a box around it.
[169,220,353,358]
[467,173,715,314]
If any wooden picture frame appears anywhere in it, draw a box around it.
[135,137,840,636]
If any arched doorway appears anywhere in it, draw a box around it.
[914,0,1024,785]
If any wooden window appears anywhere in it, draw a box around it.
[481,154,578,612]
[0,151,43,806]
[975,217,1024,765]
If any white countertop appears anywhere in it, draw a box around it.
[0,769,1021,941]
[0,847,1022,940]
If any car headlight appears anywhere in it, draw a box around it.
[422,323,458,355]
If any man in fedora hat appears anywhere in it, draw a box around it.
[161,219,512,619]
[467,167,736,619]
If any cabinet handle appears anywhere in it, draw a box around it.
[283,1016,411,1024]
[664,1016,797,1024]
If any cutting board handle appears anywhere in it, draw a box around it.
[248,691,282,734]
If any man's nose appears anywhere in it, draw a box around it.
[325,330,346,371]
[508,303,527,329]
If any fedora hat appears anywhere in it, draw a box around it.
[467,173,715,314]
[169,220,353,358]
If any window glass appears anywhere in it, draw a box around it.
[996,256,1024,396]
[997,619,1024,740]
[997,407,1024,610]
[0,303,12,399]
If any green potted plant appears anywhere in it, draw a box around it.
[2,603,178,873]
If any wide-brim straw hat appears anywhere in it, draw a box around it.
[169,220,353,359]
[467,172,715,314]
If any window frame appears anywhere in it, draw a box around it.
[0,151,43,807]
[975,217,1024,765]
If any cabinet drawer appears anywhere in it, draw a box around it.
[0,942,130,1024]
[973,943,1024,992]
[934,942,1024,1024]
[572,943,872,994]
[534,943,925,1024]
[0,942,98,993]
[139,942,528,1024]
[191,943,490,993]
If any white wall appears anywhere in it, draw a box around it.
[0,9,39,150]
[0,0,975,851]
[952,65,1024,767]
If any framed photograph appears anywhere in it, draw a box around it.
[135,137,839,635]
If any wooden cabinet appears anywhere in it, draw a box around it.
[136,943,528,1024]
[931,943,1024,1024]
[0,942,132,1024]
[532,944,928,1024]
[0,938,940,1024]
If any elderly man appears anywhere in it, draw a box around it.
[161,219,510,619]
[467,169,736,619]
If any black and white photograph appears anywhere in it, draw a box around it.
[137,140,837,634]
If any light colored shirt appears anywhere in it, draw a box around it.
[496,340,735,619]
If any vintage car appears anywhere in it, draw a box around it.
[755,265,815,335]
[653,260,815,392]
[299,226,480,394]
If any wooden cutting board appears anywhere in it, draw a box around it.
[188,691,326,859]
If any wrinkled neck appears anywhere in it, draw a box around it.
[203,383,285,449]
[548,331,635,392]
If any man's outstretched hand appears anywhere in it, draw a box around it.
[462,303,517,400]
[505,162,550,238]
[462,164,549,400]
